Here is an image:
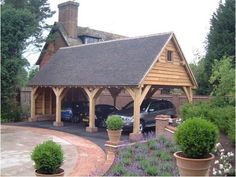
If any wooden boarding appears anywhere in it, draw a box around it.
[143,38,193,87]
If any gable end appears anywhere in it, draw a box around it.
[142,35,197,88]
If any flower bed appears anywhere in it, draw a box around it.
[106,136,179,176]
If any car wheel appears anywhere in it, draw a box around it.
[139,120,145,133]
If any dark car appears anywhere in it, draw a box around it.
[110,99,177,132]
[82,104,118,127]
[61,101,89,122]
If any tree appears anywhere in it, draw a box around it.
[203,0,235,94]
[190,59,210,95]
[209,56,235,105]
[28,65,39,81]
[1,1,55,120]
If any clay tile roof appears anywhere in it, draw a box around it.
[30,32,172,87]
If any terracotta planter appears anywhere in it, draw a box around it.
[107,129,122,144]
[174,151,214,176]
[35,168,64,176]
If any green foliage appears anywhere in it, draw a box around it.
[1,102,22,122]
[210,57,235,105]
[107,136,179,176]
[174,118,219,158]
[120,147,132,159]
[145,165,158,176]
[181,102,235,143]
[111,164,126,176]
[28,65,39,81]
[192,0,235,95]
[139,159,150,169]
[122,157,132,166]
[189,58,210,95]
[1,0,54,120]
[31,140,64,174]
[147,139,157,150]
[106,115,123,130]
[4,0,55,48]
[205,0,235,65]
[204,0,235,93]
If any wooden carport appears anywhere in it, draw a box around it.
[29,32,197,140]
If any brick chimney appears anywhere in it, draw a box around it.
[58,1,79,38]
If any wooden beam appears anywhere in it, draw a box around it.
[108,88,122,107]
[60,88,69,100]
[126,87,135,100]
[146,87,159,98]
[140,85,151,103]
[183,86,193,103]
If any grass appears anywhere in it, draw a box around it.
[106,136,180,176]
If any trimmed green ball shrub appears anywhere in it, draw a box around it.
[106,115,123,130]
[174,117,219,158]
[31,140,64,174]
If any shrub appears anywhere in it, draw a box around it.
[139,159,150,169]
[111,164,126,176]
[31,140,64,174]
[122,157,132,166]
[147,139,157,150]
[145,165,158,176]
[180,102,235,143]
[174,117,219,158]
[106,115,123,130]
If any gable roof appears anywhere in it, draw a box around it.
[30,32,176,87]
[36,22,125,65]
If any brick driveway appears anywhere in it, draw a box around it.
[5,120,130,149]
[0,125,111,176]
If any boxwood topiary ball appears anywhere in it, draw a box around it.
[174,117,219,158]
[106,115,123,130]
[31,140,64,174]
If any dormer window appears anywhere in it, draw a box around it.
[167,50,173,62]
[79,35,102,44]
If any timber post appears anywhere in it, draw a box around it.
[29,86,39,122]
[84,87,103,132]
[126,85,151,142]
[52,87,68,127]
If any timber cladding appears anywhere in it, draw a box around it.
[143,38,193,86]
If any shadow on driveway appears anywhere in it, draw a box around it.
[3,120,130,149]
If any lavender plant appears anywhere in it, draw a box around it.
[106,136,179,176]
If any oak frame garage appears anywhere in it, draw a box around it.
[29,32,197,140]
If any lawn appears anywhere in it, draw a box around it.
[106,135,179,176]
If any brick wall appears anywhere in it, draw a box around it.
[40,33,68,68]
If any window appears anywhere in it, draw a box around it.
[79,35,102,44]
[167,50,173,62]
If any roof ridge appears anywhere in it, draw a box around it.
[77,26,125,37]
[61,31,173,50]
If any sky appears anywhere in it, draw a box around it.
[25,0,221,66]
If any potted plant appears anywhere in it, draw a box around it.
[31,140,64,176]
[174,117,219,176]
[106,115,124,144]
